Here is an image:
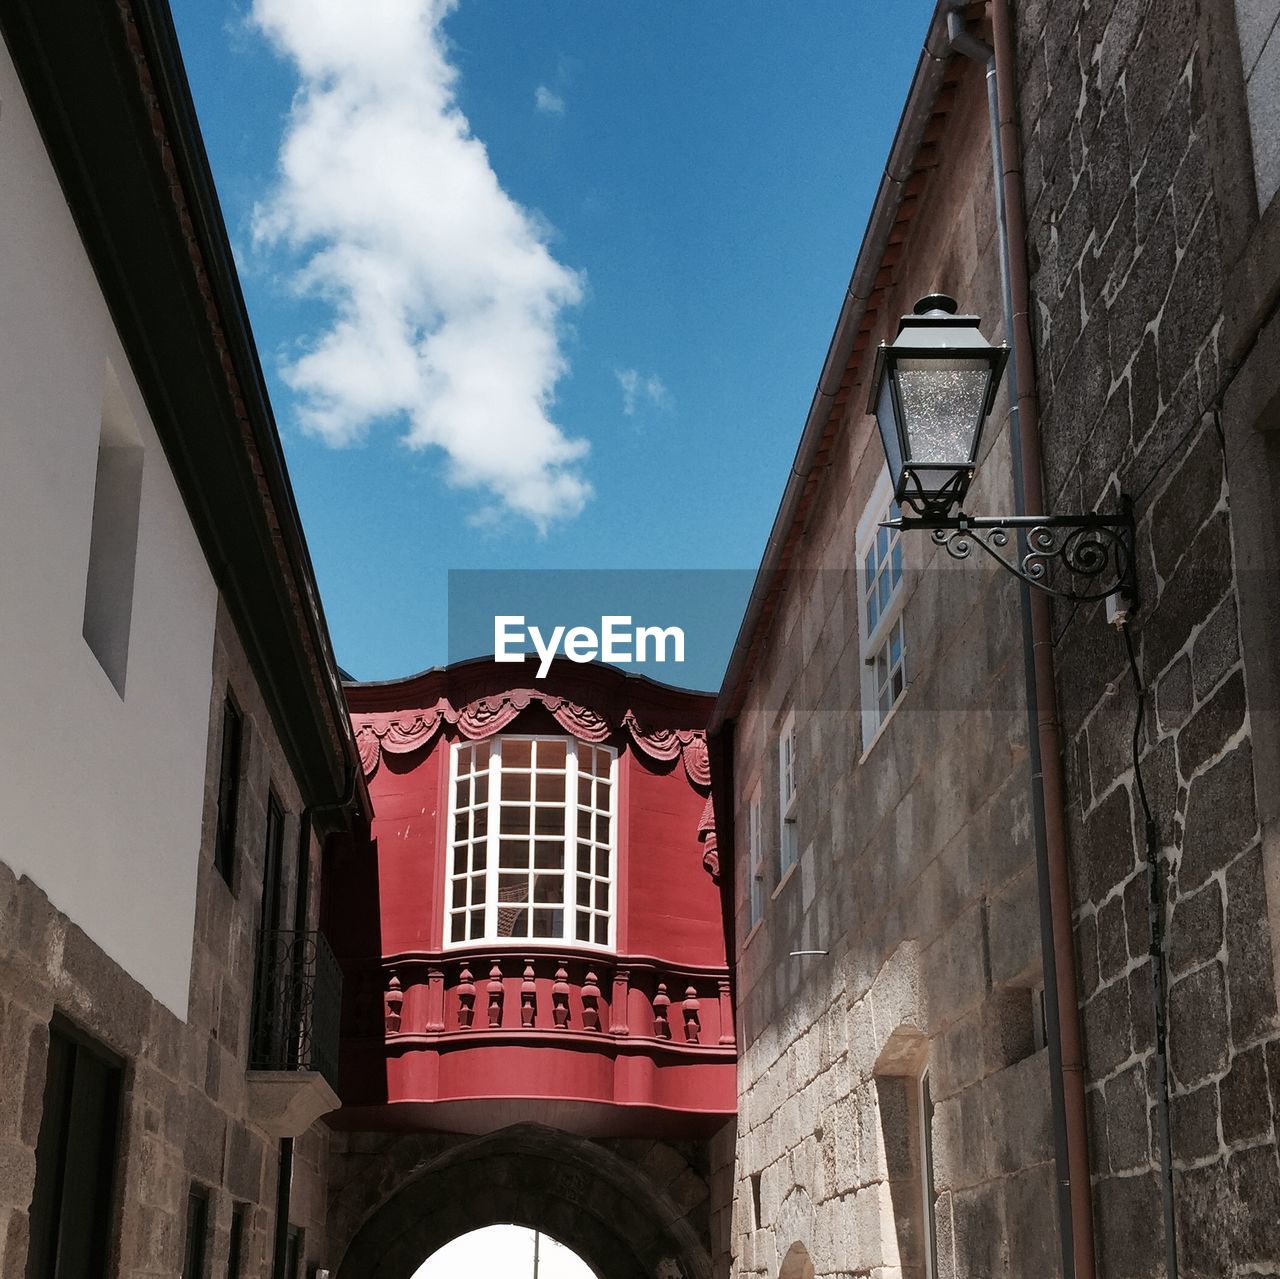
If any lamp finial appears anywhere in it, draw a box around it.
[914,293,958,316]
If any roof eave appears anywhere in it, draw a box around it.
[0,0,371,825]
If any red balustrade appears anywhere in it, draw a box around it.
[357,946,734,1046]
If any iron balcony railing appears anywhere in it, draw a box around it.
[250,929,342,1091]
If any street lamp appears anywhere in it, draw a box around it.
[871,294,1137,607]
[869,294,1008,519]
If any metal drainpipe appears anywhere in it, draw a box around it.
[947,3,1097,1274]
[991,0,1100,1270]
[271,1137,295,1279]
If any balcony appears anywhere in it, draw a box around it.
[247,929,343,1138]
[333,946,737,1139]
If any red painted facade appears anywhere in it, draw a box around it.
[324,659,736,1138]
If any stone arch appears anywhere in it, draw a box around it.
[874,1021,929,1078]
[332,1124,711,1279]
[771,1186,814,1275]
[777,1241,815,1279]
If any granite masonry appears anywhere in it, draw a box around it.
[0,604,340,1278]
[721,0,1280,1276]
[1019,0,1280,1274]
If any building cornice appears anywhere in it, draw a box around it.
[353,688,711,788]
[346,657,716,788]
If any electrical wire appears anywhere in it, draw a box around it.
[1123,624,1154,826]
[1122,621,1179,1279]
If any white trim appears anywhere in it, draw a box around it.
[747,782,764,927]
[444,735,617,952]
[770,859,799,900]
[778,709,798,876]
[856,468,909,750]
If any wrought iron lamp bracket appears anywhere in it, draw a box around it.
[884,496,1137,605]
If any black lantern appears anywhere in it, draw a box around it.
[868,294,1008,518]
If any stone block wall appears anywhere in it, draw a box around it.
[1015,0,1280,1273]
[0,597,337,1277]
[727,66,1062,1279]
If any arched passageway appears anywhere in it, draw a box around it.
[333,1124,712,1279]
[415,1225,596,1278]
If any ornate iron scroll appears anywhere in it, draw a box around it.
[890,498,1136,605]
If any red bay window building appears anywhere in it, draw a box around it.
[324,658,736,1140]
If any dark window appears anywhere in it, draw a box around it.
[226,1203,247,1279]
[183,1185,209,1279]
[26,1021,123,1279]
[261,793,286,936]
[284,1226,304,1279]
[214,696,243,886]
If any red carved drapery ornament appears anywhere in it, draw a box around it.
[697,795,720,882]
[353,689,711,788]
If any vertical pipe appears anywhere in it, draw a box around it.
[294,810,313,935]
[946,12,1078,1274]
[272,1138,294,1279]
[1127,626,1180,1279]
[987,1,1099,1273]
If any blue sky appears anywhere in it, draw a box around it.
[412,1225,592,1279]
[170,0,934,683]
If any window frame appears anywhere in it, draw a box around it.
[444,734,618,951]
[183,1183,210,1279]
[746,781,764,927]
[918,1068,940,1279]
[778,710,798,878]
[27,1019,124,1279]
[284,1225,304,1279]
[226,1202,247,1279]
[260,790,286,937]
[214,694,243,888]
[856,470,909,750]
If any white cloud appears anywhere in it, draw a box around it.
[250,0,591,529]
[615,368,672,416]
[534,84,565,115]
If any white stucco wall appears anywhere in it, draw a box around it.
[0,41,218,1018]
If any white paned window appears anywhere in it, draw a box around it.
[779,711,798,876]
[857,471,908,745]
[747,783,764,927]
[446,736,616,948]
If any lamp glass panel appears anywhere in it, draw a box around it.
[893,358,991,464]
[874,373,904,481]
